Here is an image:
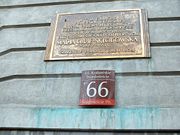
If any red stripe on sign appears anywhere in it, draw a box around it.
[79,99,115,106]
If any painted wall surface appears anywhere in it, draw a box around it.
[0,0,180,133]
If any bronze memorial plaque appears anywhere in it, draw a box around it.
[45,9,150,60]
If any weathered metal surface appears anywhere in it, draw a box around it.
[80,70,115,106]
[0,0,179,26]
[1,47,180,78]
[0,76,180,107]
[0,0,77,6]
[1,107,180,129]
[0,131,178,135]
[0,0,180,131]
[45,9,150,60]
[1,21,180,55]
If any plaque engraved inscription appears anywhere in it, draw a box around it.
[45,9,150,60]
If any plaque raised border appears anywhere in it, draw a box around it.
[45,9,150,60]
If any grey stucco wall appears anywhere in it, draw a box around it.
[0,0,180,133]
[0,130,180,135]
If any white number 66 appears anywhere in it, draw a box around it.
[86,81,109,97]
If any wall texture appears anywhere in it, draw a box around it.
[0,0,180,134]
